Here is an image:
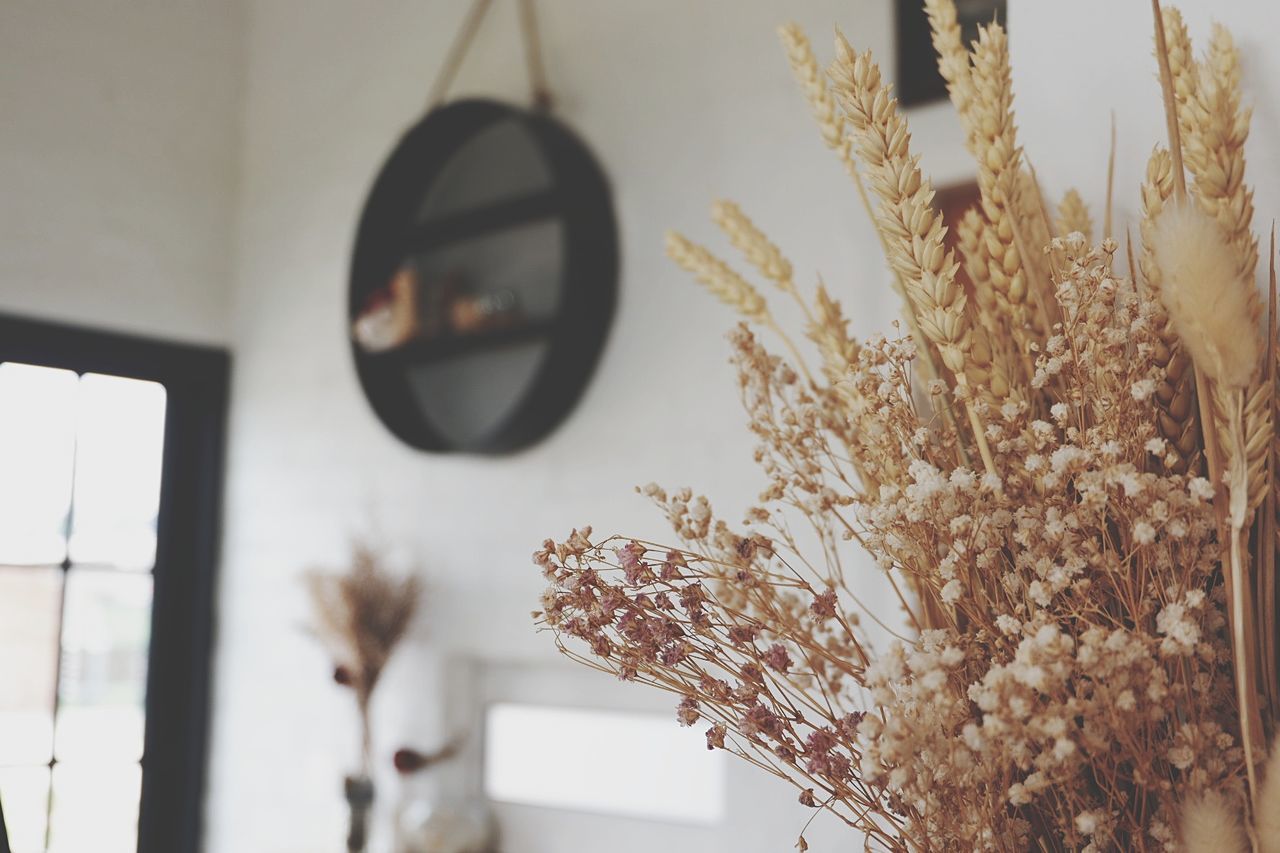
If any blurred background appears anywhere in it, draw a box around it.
[3,1,1278,851]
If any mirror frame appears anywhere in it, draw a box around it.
[349,99,618,453]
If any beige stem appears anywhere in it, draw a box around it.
[963,398,998,480]
[1105,112,1116,241]
[1229,389,1261,823]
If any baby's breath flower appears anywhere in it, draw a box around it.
[940,578,963,604]
[1075,811,1101,835]
[1132,521,1156,545]
[1188,478,1214,502]
[1130,378,1157,401]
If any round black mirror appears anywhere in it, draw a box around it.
[349,99,617,453]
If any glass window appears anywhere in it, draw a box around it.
[68,375,166,570]
[0,566,61,766]
[47,763,141,853]
[54,569,152,763]
[0,364,77,565]
[0,767,50,853]
[0,367,167,852]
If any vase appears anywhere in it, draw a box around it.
[395,793,497,853]
[344,774,375,853]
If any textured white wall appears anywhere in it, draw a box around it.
[0,0,242,345]
[208,2,971,852]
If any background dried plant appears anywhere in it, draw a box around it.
[536,2,1280,850]
[307,541,420,773]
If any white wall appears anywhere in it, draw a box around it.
[208,2,971,852]
[0,0,242,345]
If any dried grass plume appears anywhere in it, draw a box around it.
[1152,200,1259,389]
[1260,746,1280,852]
[1182,791,1250,853]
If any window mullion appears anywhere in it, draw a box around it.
[43,375,81,852]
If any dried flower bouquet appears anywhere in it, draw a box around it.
[535,2,1280,850]
[307,541,419,852]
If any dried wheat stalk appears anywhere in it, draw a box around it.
[923,0,977,151]
[666,231,768,323]
[777,23,853,173]
[712,200,795,295]
[827,31,997,475]
[967,23,1059,368]
[1185,23,1258,285]
[1056,189,1094,243]
[776,23,952,403]
[1141,146,1201,473]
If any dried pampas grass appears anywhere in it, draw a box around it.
[1182,791,1250,853]
[1151,201,1259,390]
[1260,746,1280,852]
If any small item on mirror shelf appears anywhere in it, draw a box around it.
[422,277,526,341]
[352,266,422,353]
[448,288,522,335]
[353,264,527,356]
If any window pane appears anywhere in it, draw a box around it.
[484,703,725,824]
[0,363,77,565]
[0,766,51,853]
[55,569,151,762]
[68,374,166,570]
[48,763,140,853]
[0,566,60,765]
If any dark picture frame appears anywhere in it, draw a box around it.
[896,0,1006,107]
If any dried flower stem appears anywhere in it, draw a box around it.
[1106,112,1117,241]
[1265,227,1280,717]
[307,543,420,776]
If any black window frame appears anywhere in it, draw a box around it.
[0,313,230,853]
